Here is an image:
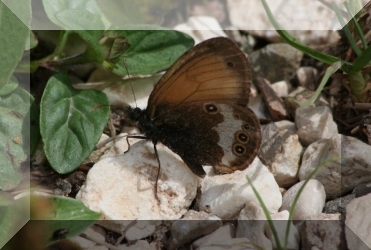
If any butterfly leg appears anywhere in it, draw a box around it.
[124,135,147,153]
[153,143,161,201]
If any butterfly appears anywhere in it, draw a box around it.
[124,37,261,179]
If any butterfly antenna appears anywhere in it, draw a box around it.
[123,58,138,108]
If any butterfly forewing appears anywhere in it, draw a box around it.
[147,37,252,118]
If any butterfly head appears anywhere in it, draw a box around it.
[124,106,155,136]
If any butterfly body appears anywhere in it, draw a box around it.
[124,37,261,178]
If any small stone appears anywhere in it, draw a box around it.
[84,134,111,164]
[256,77,289,121]
[296,67,318,90]
[280,180,326,220]
[174,16,227,44]
[249,44,303,83]
[295,213,345,250]
[248,94,272,122]
[259,123,302,187]
[324,194,356,215]
[69,236,97,249]
[275,120,297,134]
[166,210,222,249]
[199,157,282,219]
[236,202,273,250]
[295,106,338,146]
[84,226,106,244]
[193,223,236,249]
[119,240,157,250]
[270,80,291,97]
[345,193,371,250]
[198,238,255,250]
[299,134,371,199]
[353,181,371,198]
[53,178,72,196]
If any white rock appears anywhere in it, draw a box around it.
[85,247,107,250]
[69,236,97,249]
[167,210,222,249]
[296,213,345,250]
[248,94,271,121]
[269,131,301,187]
[76,140,198,240]
[296,67,318,89]
[280,180,326,220]
[299,134,371,199]
[260,123,302,187]
[345,193,371,250]
[118,240,157,250]
[193,223,236,249]
[275,120,297,134]
[295,106,338,146]
[199,157,282,219]
[99,133,143,160]
[198,238,256,250]
[174,16,227,44]
[236,202,273,250]
[227,0,344,45]
[84,226,106,243]
[270,80,291,97]
[85,67,161,109]
[84,134,111,164]
[265,210,300,250]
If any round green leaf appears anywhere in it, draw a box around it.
[0,87,34,191]
[40,74,109,174]
[0,76,19,96]
[55,9,105,30]
[44,195,100,244]
[0,1,30,89]
[25,30,38,50]
[112,29,194,75]
[42,0,103,29]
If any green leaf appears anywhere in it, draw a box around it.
[44,195,100,244]
[0,76,19,96]
[351,45,371,72]
[40,74,109,174]
[73,29,194,75]
[0,87,34,191]
[96,0,179,27]
[112,29,194,75]
[42,0,103,29]
[1,193,100,248]
[25,30,38,50]
[55,9,105,30]
[0,194,30,249]
[0,2,30,89]
[72,30,105,63]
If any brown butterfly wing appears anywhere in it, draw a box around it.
[150,102,261,177]
[147,37,252,118]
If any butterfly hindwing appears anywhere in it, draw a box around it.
[149,101,261,177]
